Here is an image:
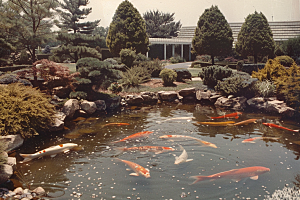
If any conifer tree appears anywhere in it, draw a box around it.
[236,11,275,63]
[192,5,233,65]
[143,10,181,38]
[106,0,149,56]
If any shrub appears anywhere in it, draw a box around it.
[135,53,149,61]
[254,80,276,98]
[0,73,32,86]
[0,140,7,168]
[108,82,123,94]
[120,48,136,67]
[42,45,51,54]
[103,58,118,65]
[215,71,258,98]
[19,49,30,64]
[275,55,294,67]
[160,68,177,86]
[0,83,55,138]
[170,55,185,64]
[120,65,151,87]
[198,65,232,88]
[196,55,211,62]
[236,60,244,71]
[136,59,164,77]
[69,91,88,100]
[173,68,192,82]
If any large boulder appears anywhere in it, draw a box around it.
[178,88,196,97]
[125,95,144,105]
[62,99,80,118]
[80,100,97,115]
[0,135,24,152]
[214,96,247,110]
[0,164,13,185]
[158,91,178,101]
[105,96,121,110]
[196,90,211,101]
[94,100,106,111]
[141,92,158,104]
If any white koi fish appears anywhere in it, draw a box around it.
[19,143,78,163]
[159,135,217,148]
[174,145,193,165]
[156,117,195,124]
[116,158,150,178]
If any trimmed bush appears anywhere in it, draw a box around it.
[170,55,185,64]
[0,73,32,86]
[198,65,232,88]
[120,65,151,87]
[120,48,136,67]
[69,91,88,100]
[275,55,294,67]
[254,80,276,98]
[0,83,55,138]
[160,68,177,86]
[173,68,192,82]
[136,53,149,61]
[240,63,266,74]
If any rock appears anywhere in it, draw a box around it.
[6,157,16,168]
[0,135,24,152]
[158,91,178,101]
[32,187,45,196]
[196,90,211,101]
[141,92,158,104]
[178,88,196,97]
[105,96,121,110]
[13,187,23,195]
[80,100,97,115]
[52,86,71,99]
[209,94,222,103]
[54,111,66,122]
[0,164,13,185]
[94,100,106,111]
[182,96,196,103]
[214,96,247,110]
[62,99,80,118]
[49,118,64,132]
[247,97,265,109]
[125,95,144,105]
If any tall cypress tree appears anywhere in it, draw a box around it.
[106,0,149,56]
[52,0,101,63]
[235,11,275,64]
[192,5,233,65]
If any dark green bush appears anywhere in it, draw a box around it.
[136,59,164,77]
[135,53,149,61]
[120,48,136,67]
[198,65,232,88]
[236,60,244,71]
[275,55,294,67]
[240,63,266,74]
[120,65,151,87]
[103,58,118,65]
[108,82,123,94]
[0,83,55,138]
[173,68,192,82]
[0,73,32,86]
[215,71,258,98]
[19,49,31,64]
[170,55,185,64]
[69,91,88,100]
[160,68,177,86]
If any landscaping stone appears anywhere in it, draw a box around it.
[125,95,144,105]
[49,118,64,132]
[196,90,211,101]
[0,135,24,152]
[80,100,97,115]
[52,86,71,99]
[105,96,121,110]
[178,87,196,97]
[141,92,158,104]
[158,91,178,101]
[94,100,106,111]
[62,99,80,118]
[214,96,247,110]
[0,164,13,185]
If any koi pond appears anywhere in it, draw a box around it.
[15,103,300,199]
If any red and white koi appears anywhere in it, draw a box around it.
[112,131,153,143]
[19,143,78,163]
[190,166,270,184]
[159,135,217,148]
[174,145,193,164]
[103,122,130,127]
[242,137,280,143]
[116,158,150,178]
[209,112,242,119]
[115,146,175,154]
[262,123,299,132]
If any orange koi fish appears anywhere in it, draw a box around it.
[262,123,299,132]
[159,135,217,148]
[190,166,270,184]
[112,131,153,143]
[209,112,242,119]
[19,143,78,163]
[196,121,235,126]
[115,146,175,154]
[242,137,280,143]
[103,123,130,127]
[116,158,150,178]
[231,119,257,126]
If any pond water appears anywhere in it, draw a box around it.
[14,103,300,199]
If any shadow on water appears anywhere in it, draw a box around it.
[14,103,300,199]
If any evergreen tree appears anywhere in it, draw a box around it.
[143,10,181,38]
[236,11,275,64]
[52,0,101,63]
[106,0,149,56]
[192,5,233,65]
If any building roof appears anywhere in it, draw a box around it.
[149,21,300,45]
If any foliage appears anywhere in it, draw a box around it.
[254,80,276,98]
[0,83,55,138]
[198,65,233,88]
[192,5,233,65]
[19,50,30,64]
[106,0,149,56]
[56,0,100,34]
[135,53,149,62]
[108,82,123,94]
[69,91,87,100]
[274,44,284,56]
[120,48,136,67]
[275,55,294,67]
[236,60,244,71]
[0,73,32,86]
[42,45,51,54]
[170,55,186,64]
[173,68,192,82]
[143,9,181,38]
[120,65,151,87]
[235,11,275,64]
[282,35,300,58]
[215,71,258,98]
[0,140,7,168]
[104,58,118,65]
[136,59,164,77]
[239,63,266,75]
[160,68,177,86]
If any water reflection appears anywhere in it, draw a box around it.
[14,103,300,199]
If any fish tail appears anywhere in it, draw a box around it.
[19,154,34,163]
[294,130,299,132]
[189,175,211,185]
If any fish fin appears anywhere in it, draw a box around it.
[145,168,150,172]
[19,154,33,163]
[129,173,139,176]
[189,175,210,185]
[114,147,125,154]
[231,179,242,182]
[50,154,57,158]
[250,175,259,180]
[63,149,70,153]
[186,159,193,162]
[155,151,163,154]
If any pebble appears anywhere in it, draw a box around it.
[0,186,46,200]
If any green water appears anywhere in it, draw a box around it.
[15,103,300,199]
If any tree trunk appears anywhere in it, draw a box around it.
[211,54,215,65]
[254,54,258,64]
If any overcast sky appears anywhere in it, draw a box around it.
[85,0,300,27]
